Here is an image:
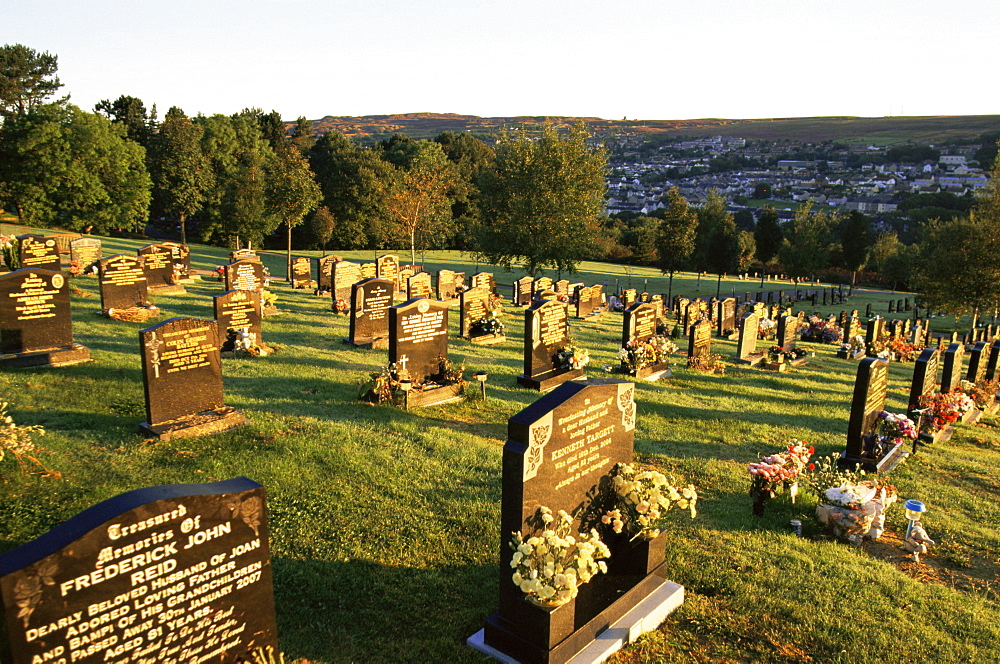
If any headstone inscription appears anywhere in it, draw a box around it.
[734,311,763,366]
[966,341,987,385]
[622,288,637,307]
[331,260,361,303]
[554,279,570,298]
[406,272,433,300]
[909,348,939,417]
[389,298,462,407]
[622,302,658,348]
[987,338,1000,381]
[438,269,458,301]
[687,319,712,364]
[473,272,495,293]
[514,276,534,306]
[347,278,394,348]
[162,242,192,280]
[98,255,153,313]
[17,235,62,272]
[229,248,260,263]
[517,299,584,392]
[214,289,263,352]
[139,317,246,439]
[0,269,90,367]
[360,262,376,279]
[224,261,265,293]
[460,287,503,344]
[0,477,277,664]
[716,298,737,338]
[376,254,399,288]
[574,285,597,319]
[842,357,903,473]
[397,267,415,294]
[940,342,964,393]
[291,257,312,289]
[317,254,338,292]
[473,380,683,664]
[69,237,102,274]
[139,244,185,294]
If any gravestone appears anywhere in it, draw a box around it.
[777,315,799,352]
[360,262,376,279]
[389,298,461,407]
[98,255,153,312]
[0,477,278,664]
[376,254,399,288]
[986,338,1000,381]
[331,260,361,303]
[687,319,712,364]
[406,272,433,300]
[909,348,939,417]
[566,282,584,304]
[888,300,896,314]
[841,358,903,473]
[224,261,265,293]
[0,269,90,367]
[69,237,102,274]
[472,379,683,664]
[621,302,658,348]
[453,272,466,294]
[734,311,763,366]
[532,277,553,300]
[163,242,192,281]
[865,317,885,350]
[554,280,570,298]
[622,288,637,308]
[347,278,394,349]
[460,287,503,344]
[438,269,459,301]
[229,248,259,263]
[139,317,246,439]
[472,272,495,293]
[652,294,664,321]
[517,299,584,392]
[17,235,62,272]
[214,289,263,352]
[865,303,873,318]
[716,298,737,338]
[966,341,987,384]
[940,342,964,393]
[574,285,598,319]
[317,254,338,292]
[139,244,185,294]
[291,257,312,289]
[397,267,415,294]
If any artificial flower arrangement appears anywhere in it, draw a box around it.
[602,462,698,540]
[958,379,999,410]
[886,337,921,362]
[767,345,807,363]
[758,317,777,340]
[554,344,590,371]
[224,327,270,357]
[1,234,19,269]
[839,334,866,356]
[469,309,506,337]
[618,336,678,373]
[332,298,350,314]
[800,319,842,344]
[214,265,226,281]
[918,391,975,431]
[171,262,189,282]
[0,401,58,478]
[747,442,813,515]
[509,507,610,607]
[816,478,897,543]
[359,356,466,404]
[862,410,917,460]
[687,352,726,374]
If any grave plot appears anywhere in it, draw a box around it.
[470,379,686,664]
[214,289,269,356]
[387,298,464,408]
[98,255,159,322]
[517,299,587,392]
[461,287,505,345]
[139,243,186,295]
[139,317,246,440]
[618,302,674,380]
[17,235,61,272]
[69,237,102,275]
[841,358,909,473]
[0,268,91,368]
[346,278,395,349]
[0,477,278,664]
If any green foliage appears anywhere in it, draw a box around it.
[692,189,740,275]
[150,106,212,245]
[653,187,697,278]
[839,211,873,271]
[94,95,154,146]
[754,206,783,264]
[0,44,62,118]
[473,123,607,276]
[270,142,321,277]
[778,203,838,277]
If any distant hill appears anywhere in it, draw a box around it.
[303,112,1000,145]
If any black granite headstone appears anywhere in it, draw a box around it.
[716,298,736,337]
[986,339,1000,381]
[909,348,939,413]
[291,257,312,289]
[406,272,433,300]
[460,287,493,340]
[389,298,450,387]
[213,290,263,351]
[375,254,399,288]
[317,254,338,292]
[139,244,183,293]
[331,260,361,302]
[139,317,245,439]
[687,319,712,363]
[223,261,265,293]
[70,237,102,274]
[438,270,458,301]
[99,255,151,311]
[347,278,394,348]
[229,249,259,263]
[622,302,658,348]
[0,477,277,664]
[940,342,964,393]
[0,269,90,367]
[163,242,192,280]
[17,235,61,272]
[842,357,895,471]
[966,341,987,384]
[517,299,583,391]
[574,285,596,319]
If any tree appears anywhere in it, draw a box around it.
[290,116,315,153]
[257,109,285,149]
[306,206,336,251]
[735,230,757,274]
[652,187,697,301]
[754,206,783,264]
[149,107,212,245]
[839,211,873,272]
[435,131,493,249]
[0,103,150,232]
[752,182,772,200]
[778,203,838,277]
[0,44,62,119]
[94,95,154,146]
[269,142,321,280]
[692,189,740,275]
[380,141,456,266]
[309,131,393,249]
[911,218,997,316]
[473,124,607,276]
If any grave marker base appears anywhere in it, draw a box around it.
[147,284,186,295]
[918,426,953,445]
[836,349,866,360]
[838,444,908,474]
[630,362,672,381]
[406,383,465,408]
[139,406,247,441]
[476,572,682,664]
[960,409,981,425]
[734,353,764,367]
[763,361,789,372]
[468,333,507,345]
[343,337,389,350]
[0,343,91,368]
[517,367,585,392]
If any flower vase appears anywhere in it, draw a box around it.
[751,489,771,516]
[606,530,667,577]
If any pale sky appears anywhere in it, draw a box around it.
[5,0,999,122]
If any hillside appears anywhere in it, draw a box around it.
[304,112,1000,145]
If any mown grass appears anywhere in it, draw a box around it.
[1,241,998,663]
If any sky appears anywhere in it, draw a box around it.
[6,0,1000,122]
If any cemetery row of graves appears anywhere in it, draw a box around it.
[1,232,999,663]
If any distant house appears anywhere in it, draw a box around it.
[939,155,968,167]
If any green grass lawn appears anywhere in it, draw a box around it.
[1,241,998,663]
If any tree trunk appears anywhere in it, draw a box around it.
[286,220,293,282]
[410,229,417,268]
[668,271,674,303]
[179,212,187,246]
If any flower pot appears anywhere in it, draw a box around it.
[606,530,667,577]
[751,489,771,516]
